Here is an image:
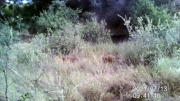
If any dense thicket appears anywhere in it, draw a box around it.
[0,0,178,34]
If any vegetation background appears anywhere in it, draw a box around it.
[0,0,180,101]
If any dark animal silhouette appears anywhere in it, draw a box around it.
[102,54,119,63]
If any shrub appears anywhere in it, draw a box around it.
[133,16,180,57]
[0,23,19,46]
[155,57,180,73]
[167,0,180,13]
[119,41,144,66]
[0,3,36,31]
[154,57,180,97]
[119,13,180,66]
[0,41,51,100]
[32,23,83,55]
[153,0,172,6]
[36,0,81,32]
[80,11,96,21]
[130,0,171,26]
[15,44,43,65]
[80,17,111,43]
[133,17,180,66]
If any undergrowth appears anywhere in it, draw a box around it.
[0,1,180,101]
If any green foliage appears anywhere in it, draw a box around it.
[1,5,12,17]
[81,12,96,21]
[17,50,33,65]
[32,23,82,55]
[155,57,180,73]
[1,3,32,31]
[119,41,144,66]
[36,0,81,32]
[0,45,9,70]
[21,93,33,101]
[48,27,81,55]
[0,42,49,100]
[81,18,111,43]
[130,0,171,26]
[119,13,180,66]
[154,57,180,94]
[167,0,180,14]
[153,0,173,6]
[0,23,19,46]
[131,16,180,66]
[0,0,54,32]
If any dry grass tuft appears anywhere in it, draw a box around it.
[62,55,80,63]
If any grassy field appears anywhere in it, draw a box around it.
[1,22,180,101]
[1,1,180,100]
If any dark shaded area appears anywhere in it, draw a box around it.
[111,34,129,43]
[153,0,172,6]
[65,0,176,42]
[65,0,132,42]
[66,0,91,12]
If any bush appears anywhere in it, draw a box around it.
[15,44,42,65]
[133,16,180,57]
[155,57,180,73]
[154,57,180,97]
[119,41,144,66]
[130,0,171,26]
[119,14,180,66]
[153,0,172,6]
[0,23,19,46]
[0,3,36,31]
[80,18,111,43]
[36,0,81,32]
[0,41,50,100]
[167,0,180,13]
[32,23,82,55]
